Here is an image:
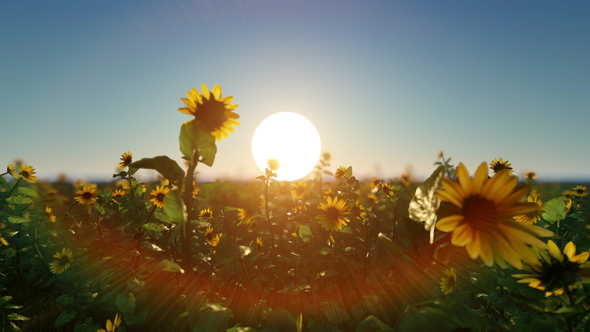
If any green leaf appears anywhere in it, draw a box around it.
[142,223,167,232]
[179,119,217,167]
[7,216,31,224]
[150,259,185,273]
[264,307,296,331]
[202,182,258,210]
[56,294,74,307]
[0,296,12,306]
[192,305,231,332]
[409,165,446,243]
[129,156,185,183]
[356,315,393,332]
[16,187,38,197]
[213,244,251,267]
[298,225,312,243]
[5,196,34,205]
[324,302,350,324]
[163,187,185,222]
[54,310,76,327]
[116,292,136,316]
[344,166,353,179]
[542,197,567,222]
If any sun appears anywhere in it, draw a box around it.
[252,112,321,181]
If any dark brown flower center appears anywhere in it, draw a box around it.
[60,256,70,265]
[462,196,500,229]
[326,207,340,221]
[82,192,93,199]
[539,256,580,292]
[156,193,165,202]
[576,189,584,194]
[22,171,29,177]
[196,99,228,131]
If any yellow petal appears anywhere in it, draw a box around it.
[547,240,564,262]
[436,215,464,232]
[563,242,577,261]
[472,162,489,192]
[455,163,473,194]
[451,223,473,246]
[436,190,463,208]
[212,84,222,100]
[571,252,589,264]
[201,83,210,100]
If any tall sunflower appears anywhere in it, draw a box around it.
[381,183,394,197]
[49,248,74,274]
[350,200,366,220]
[149,185,170,208]
[490,158,514,175]
[435,162,553,269]
[267,158,280,171]
[118,151,132,170]
[322,151,332,162]
[74,185,98,205]
[178,83,240,141]
[513,240,590,296]
[440,268,457,295]
[572,185,588,197]
[7,163,17,178]
[316,196,350,231]
[562,190,575,201]
[513,196,544,224]
[291,180,307,199]
[18,164,37,183]
[46,207,56,222]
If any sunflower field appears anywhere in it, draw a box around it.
[2,84,590,332]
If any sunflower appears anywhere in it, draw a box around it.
[322,151,332,162]
[440,268,457,295]
[514,196,544,224]
[381,183,394,197]
[45,207,56,222]
[531,189,542,198]
[572,185,588,197]
[371,177,381,188]
[46,188,58,200]
[115,180,130,190]
[316,196,350,231]
[438,150,444,160]
[400,173,411,187]
[7,163,17,178]
[238,208,255,225]
[18,164,37,183]
[525,170,537,181]
[513,240,590,296]
[49,248,74,274]
[256,237,263,251]
[0,235,8,246]
[350,200,366,220]
[267,158,280,171]
[335,166,347,180]
[112,189,127,205]
[205,227,221,247]
[74,185,98,205]
[118,151,132,170]
[178,83,240,141]
[192,181,199,197]
[98,313,122,332]
[149,185,170,208]
[199,209,213,219]
[562,190,575,201]
[435,162,553,269]
[323,189,337,199]
[367,194,379,206]
[489,158,514,175]
[291,180,307,199]
[566,200,572,213]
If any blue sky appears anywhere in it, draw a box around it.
[2,0,589,183]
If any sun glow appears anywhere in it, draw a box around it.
[252,112,321,181]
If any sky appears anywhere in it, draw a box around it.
[1,0,589,183]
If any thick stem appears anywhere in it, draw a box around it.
[181,150,199,270]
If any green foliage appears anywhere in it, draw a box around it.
[179,119,217,167]
[130,155,185,184]
[202,182,258,210]
[542,197,567,222]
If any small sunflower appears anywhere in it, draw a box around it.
[112,189,127,205]
[566,200,572,213]
[256,237,263,251]
[238,208,255,225]
[0,235,8,246]
[267,158,280,171]
[192,181,199,197]
[323,189,337,199]
[437,150,444,160]
[49,248,74,274]
[490,158,514,175]
[400,173,411,187]
[371,177,381,188]
[435,162,553,269]
[350,200,366,220]
[199,208,213,219]
[149,185,170,208]
[115,180,130,190]
[525,170,537,181]
[440,268,457,295]
[18,164,37,183]
[572,185,588,197]
[531,189,542,198]
[7,163,17,178]
[381,183,394,197]
[46,188,58,200]
[367,194,379,206]
[335,166,347,180]
[205,227,221,247]
[291,180,307,199]
[514,196,544,224]
[316,196,350,231]
[98,313,122,332]
[74,185,98,205]
[45,207,56,222]
[562,190,575,201]
[322,151,332,162]
[513,240,590,296]
[118,151,132,170]
[178,83,240,141]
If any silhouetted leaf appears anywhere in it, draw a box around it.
[130,156,185,183]
[179,119,217,167]
[409,165,446,243]
[163,187,185,222]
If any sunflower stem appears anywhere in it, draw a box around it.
[264,175,275,251]
[181,150,199,270]
[0,178,22,211]
[33,219,54,280]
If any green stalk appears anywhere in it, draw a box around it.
[264,175,275,251]
[181,150,199,270]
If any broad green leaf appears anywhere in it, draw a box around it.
[179,119,217,167]
[298,225,312,243]
[5,196,34,205]
[142,223,167,232]
[356,315,393,332]
[409,165,446,243]
[542,197,567,222]
[150,259,185,273]
[7,216,31,224]
[163,187,185,222]
[54,310,76,327]
[16,187,38,197]
[129,156,185,183]
[344,166,353,179]
[202,182,258,210]
[116,292,136,315]
[324,302,350,324]
[56,294,74,306]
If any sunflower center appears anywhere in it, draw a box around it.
[197,99,228,131]
[326,207,341,221]
[462,196,500,229]
[576,189,583,194]
[22,171,29,177]
[539,257,580,292]
[82,192,92,199]
[156,193,166,202]
[60,256,70,265]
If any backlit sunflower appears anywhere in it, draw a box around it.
[267,158,280,171]
[118,151,132,170]
[371,177,381,188]
[438,150,444,160]
[435,162,553,269]
[562,190,575,201]
[238,208,255,225]
[316,196,350,231]
[18,164,37,183]
[525,170,537,181]
[98,313,122,332]
[323,189,337,199]
[490,158,514,175]
[149,185,170,208]
[381,183,394,197]
[322,151,332,162]
[205,227,221,247]
[256,237,263,251]
[199,209,213,219]
[7,163,17,178]
[572,185,588,197]
[350,200,366,220]
[112,189,127,205]
[49,248,74,274]
[74,185,98,205]
[291,180,307,199]
[46,207,56,222]
[400,173,411,187]
[514,196,544,224]
[513,240,590,296]
[335,166,346,180]
[367,194,379,206]
[178,83,240,141]
[440,268,457,295]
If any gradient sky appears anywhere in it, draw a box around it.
[2,0,589,183]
